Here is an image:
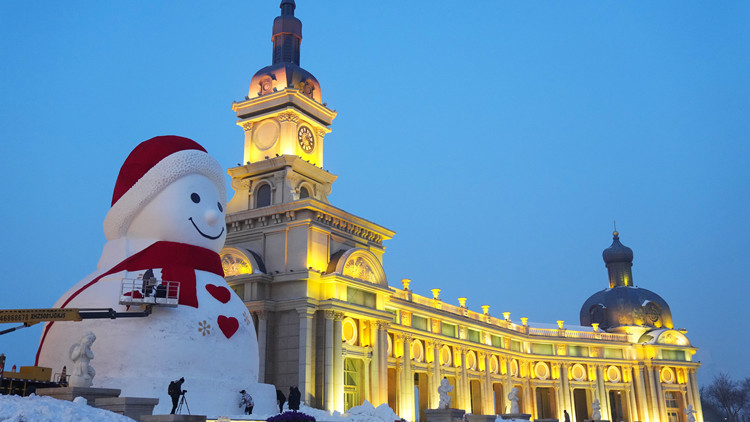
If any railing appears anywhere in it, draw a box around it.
[119,278,179,307]
[390,288,630,342]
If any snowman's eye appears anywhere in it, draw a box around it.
[217,202,223,212]
[191,193,201,203]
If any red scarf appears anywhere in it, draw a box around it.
[36,241,223,365]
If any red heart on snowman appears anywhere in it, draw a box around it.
[205,284,231,304]
[217,316,239,339]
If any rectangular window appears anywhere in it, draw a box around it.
[662,349,687,361]
[467,329,481,343]
[532,343,554,355]
[604,348,624,359]
[568,345,589,357]
[385,308,398,324]
[491,335,504,348]
[347,287,376,308]
[510,340,522,352]
[442,323,457,338]
[412,315,429,331]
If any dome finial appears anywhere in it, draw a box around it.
[280,0,296,16]
[272,0,302,65]
[613,220,618,237]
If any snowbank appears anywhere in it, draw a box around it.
[0,394,134,422]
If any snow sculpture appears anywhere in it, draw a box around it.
[437,378,453,409]
[68,331,96,387]
[36,136,276,415]
[508,386,520,414]
[685,404,697,422]
[592,398,601,420]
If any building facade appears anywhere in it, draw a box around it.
[220,2,703,422]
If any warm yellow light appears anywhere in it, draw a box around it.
[557,320,565,329]
[521,317,528,326]
[592,323,600,332]
[431,288,441,300]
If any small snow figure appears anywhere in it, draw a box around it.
[437,377,453,409]
[168,377,185,414]
[592,398,602,421]
[685,404,697,422]
[69,331,96,387]
[276,389,287,413]
[239,389,254,414]
[508,386,520,414]
[288,386,301,411]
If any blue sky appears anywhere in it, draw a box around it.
[1,1,748,386]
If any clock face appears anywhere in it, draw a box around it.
[297,126,315,153]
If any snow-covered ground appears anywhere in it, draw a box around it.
[0,394,402,422]
[0,394,134,422]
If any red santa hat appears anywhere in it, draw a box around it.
[103,135,226,240]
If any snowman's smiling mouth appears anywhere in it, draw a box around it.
[188,217,225,240]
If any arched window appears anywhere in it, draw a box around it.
[299,186,310,199]
[255,184,271,208]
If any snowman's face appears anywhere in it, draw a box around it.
[126,173,226,252]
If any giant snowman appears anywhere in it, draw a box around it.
[37,136,276,416]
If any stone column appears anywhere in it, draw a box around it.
[401,334,415,421]
[505,358,514,413]
[364,355,372,405]
[688,369,704,422]
[651,366,667,422]
[627,370,639,422]
[596,365,609,420]
[297,307,314,405]
[324,310,335,410]
[645,364,660,422]
[633,364,650,422]
[431,341,443,409]
[560,363,572,416]
[459,347,470,411]
[370,321,381,406]
[482,352,493,415]
[255,310,268,383]
[333,312,344,412]
[377,322,390,406]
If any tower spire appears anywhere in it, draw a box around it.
[602,230,634,288]
[272,0,302,65]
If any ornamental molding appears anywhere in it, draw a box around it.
[278,111,299,123]
[231,178,252,192]
[315,211,383,244]
[325,310,336,319]
[242,121,254,132]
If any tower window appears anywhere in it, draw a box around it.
[299,186,310,199]
[255,184,271,208]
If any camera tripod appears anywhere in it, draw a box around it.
[176,391,191,415]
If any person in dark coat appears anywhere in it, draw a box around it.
[276,389,287,413]
[168,377,185,414]
[288,386,301,411]
[564,410,571,422]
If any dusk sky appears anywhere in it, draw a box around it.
[1,1,748,387]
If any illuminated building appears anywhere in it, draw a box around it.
[220,2,703,422]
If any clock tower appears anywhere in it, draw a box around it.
[221,1,395,407]
[227,0,337,214]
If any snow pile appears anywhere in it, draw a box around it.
[286,400,399,422]
[0,394,134,422]
[0,395,404,422]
